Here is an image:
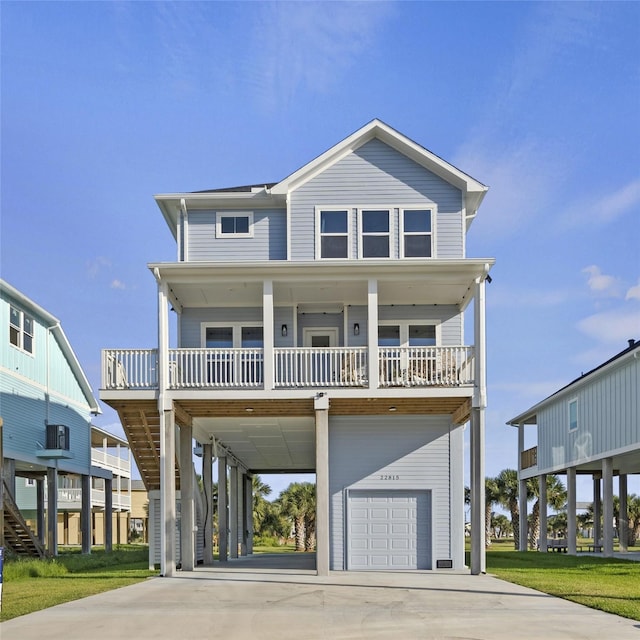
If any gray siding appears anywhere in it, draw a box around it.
[538,356,640,471]
[290,138,464,261]
[329,415,463,570]
[187,208,286,262]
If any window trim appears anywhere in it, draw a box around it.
[9,305,35,355]
[200,322,264,348]
[358,208,392,259]
[568,397,578,432]
[215,211,254,238]
[399,205,437,259]
[377,319,440,347]
[315,207,352,260]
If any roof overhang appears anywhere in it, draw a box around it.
[149,259,494,312]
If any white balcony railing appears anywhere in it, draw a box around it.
[103,346,474,391]
[91,451,131,476]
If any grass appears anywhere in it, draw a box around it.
[1,545,157,623]
[481,539,640,621]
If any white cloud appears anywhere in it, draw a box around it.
[560,178,640,229]
[577,307,640,345]
[110,279,127,290]
[582,265,621,297]
[86,256,111,279]
[626,279,640,301]
[248,2,393,110]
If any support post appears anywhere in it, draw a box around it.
[160,409,176,576]
[245,474,254,554]
[81,474,91,554]
[593,475,601,546]
[602,457,614,557]
[619,474,628,553]
[203,443,214,565]
[263,280,275,390]
[229,465,239,558]
[179,423,194,571]
[36,478,45,544]
[218,456,228,562]
[239,472,247,556]
[518,478,528,551]
[567,467,576,555]
[538,473,547,552]
[47,466,58,556]
[148,496,156,570]
[367,279,379,389]
[104,477,113,552]
[315,393,330,576]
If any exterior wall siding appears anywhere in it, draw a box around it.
[328,415,462,570]
[538,356,640,471]
[290,138,463,261]
[187,208,286,262]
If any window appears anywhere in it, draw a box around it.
[568,398,578,432]
[9,305,34,354]
[215,212,253,238]
[360,209,390,258]
[401,208,433,258]
[318,209,349,258]
[25,478,36,487]
[408,324,436,346]
[378,325,400,347]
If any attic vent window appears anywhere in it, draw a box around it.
[9,305,34,354]
[216,212,254,238]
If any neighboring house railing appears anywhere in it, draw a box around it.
[91,451,131,476]
[55,488,131,510]
[521,446,538,470]
[103,346,474,390]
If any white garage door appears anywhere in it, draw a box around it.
[347,490,431,570]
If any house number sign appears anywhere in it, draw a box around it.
[379,474,400,480]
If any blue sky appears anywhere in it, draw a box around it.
[2,1,639,501]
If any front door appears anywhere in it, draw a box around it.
[303,328,339,385]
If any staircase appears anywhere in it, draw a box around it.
[115,400,180,491]
[3,479,47,558]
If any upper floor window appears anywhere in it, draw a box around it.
[9,305,34,354]
[401,208,433,258]
[317,209,349,259]
[568,398,578,432]
[216,212,254,238]
[359,209,390,258]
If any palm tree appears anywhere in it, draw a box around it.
[251,475,272,533]
[491,513,511,539]
[496,469,522,550]
[528,475,566,549]
[613,493,640,547]
[278,482,316,551]
[485,477,500,548]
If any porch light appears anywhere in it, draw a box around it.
[245,407,254,413]
[281,324,288,337]
[388,406,397,412]
[353,323,360,336]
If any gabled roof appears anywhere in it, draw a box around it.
[270,119,488,217]
[507,339,639,426]
[0,279,101,415]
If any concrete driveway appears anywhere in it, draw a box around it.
[2,553,639,639]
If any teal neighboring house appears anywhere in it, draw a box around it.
[1,279,101,556]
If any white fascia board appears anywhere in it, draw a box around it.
[148,258,495,282]
[271,119,489,210]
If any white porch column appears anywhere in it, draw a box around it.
[160,409,176,576]
[218,456,228,562]
[538,473,547,552]
[315,392,330,576]
[263,280,275,390]
[593,475,601,546]
[81,474,91,554]
[148,496,156,570]
[602,457,614,557]
[619,474,628,553]
[470,277,487,574]
[245,474,254,554]
[567,467,577,555]
[179,423,194,571]
[229,465,239,558]
[367,279,379,389]
[203,443,214,565]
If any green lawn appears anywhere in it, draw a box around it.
[481,539,640,621]
[0,546,156,622]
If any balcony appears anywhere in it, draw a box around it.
[55,488,131,511]
[521,446,538,470]
[102,346,475,391]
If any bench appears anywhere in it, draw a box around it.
[547,539,568,552]
[588,544,603,553]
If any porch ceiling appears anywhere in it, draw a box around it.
[150,259,494,310]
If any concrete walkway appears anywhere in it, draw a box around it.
[3,553,639,639]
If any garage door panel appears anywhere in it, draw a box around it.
[347,490,431,570]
